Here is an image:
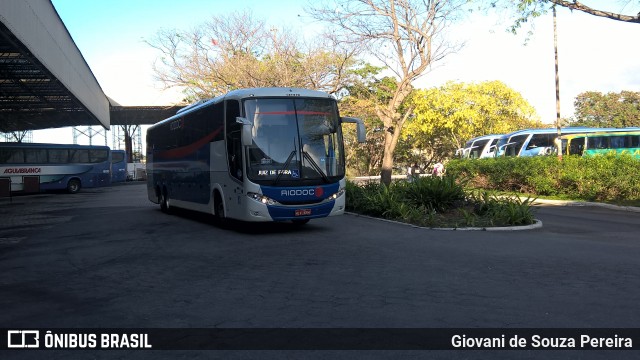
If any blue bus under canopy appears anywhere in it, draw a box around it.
[0,142,112,193]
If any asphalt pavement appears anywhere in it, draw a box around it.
[1,183,639,359]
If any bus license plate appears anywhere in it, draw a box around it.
[295,209,312,216]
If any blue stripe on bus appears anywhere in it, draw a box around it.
[155,127,223,160]
[260,183,340,203]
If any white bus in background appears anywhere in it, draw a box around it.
[457,134,502,159]
[146,87,365,224]
[494,127,640,157]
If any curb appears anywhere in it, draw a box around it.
[529,198,640,213]
[431,219,543,231]
[346,212,543,231]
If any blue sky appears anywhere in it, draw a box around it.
[34,0,640,144]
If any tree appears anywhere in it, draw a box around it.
[339,64,395,176]
[308,0,468,186]
[572,90,640,127]
[340,94,385,176]
[404,81,542,160]
[120,125,139,163]
[503,1,640,34]
[548,0,640,23]
[147,10,360,100]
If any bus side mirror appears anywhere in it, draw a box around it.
[236,117,253,147]
[341,117,366,143]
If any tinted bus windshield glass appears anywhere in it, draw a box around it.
[469,139,490,159]
[244,98,344,183]
[504,134,529,156]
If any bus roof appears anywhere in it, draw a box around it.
[499,127,640,138]
[151,87,336,130]
[467,134,503,142]
[561,129,640,138]
[224,87,334,100]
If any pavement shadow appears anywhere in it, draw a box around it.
[158,207,329,235]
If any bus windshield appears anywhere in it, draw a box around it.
[244,98,344,184]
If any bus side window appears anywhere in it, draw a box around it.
[225,100,242,180]
[569,138,584,155]
[48,149,69,163]
[610,136,625,148]
[25,149,47,164]
[588,136,607,149]
[70,149,89,163]
[0,148,24,163]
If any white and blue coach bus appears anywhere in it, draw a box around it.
[0,143,111,193]
[494,127,640,157]
[146,87,365,224]
[456,134,503,159]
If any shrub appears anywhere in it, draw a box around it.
[447,154,640,202]
[346,178,536,227]
[399,175,466,212]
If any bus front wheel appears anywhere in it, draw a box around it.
[213,192,226,224]
[67,179,81,194]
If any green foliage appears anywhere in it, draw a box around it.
[494,1,640,38]
[404,81,542,162]
[471,191,535,226]
[346,175,536,228]
[447,154,640,202]
[398,175,467,212]
[572,91,640,128]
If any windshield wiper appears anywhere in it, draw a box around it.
[272,150,297,186]
[303,151,330,183]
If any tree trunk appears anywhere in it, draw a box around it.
[380,134,395,186]
[379,110,409,186]
[124,133,133,163]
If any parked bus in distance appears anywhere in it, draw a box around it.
[111,150,127,182]
[456,134,502,159]
[146,87,366,224]
[494,127,640,157]
[0,143,111,193]
[560,130,640,158]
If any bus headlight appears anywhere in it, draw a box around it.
[329,188,345,200]
[247,192,280,206]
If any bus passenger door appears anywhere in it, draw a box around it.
[224,100,245,220]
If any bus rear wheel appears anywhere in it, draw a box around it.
[160,189,172,214]
[67,179,81,194]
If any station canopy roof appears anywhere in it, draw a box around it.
[0,2,184,133]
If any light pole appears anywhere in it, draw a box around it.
[553,5,562,160]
